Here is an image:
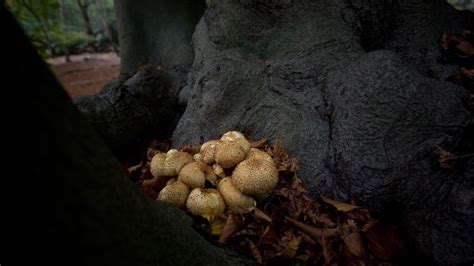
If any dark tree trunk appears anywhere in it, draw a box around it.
[1,5,252,265]
[114,0,206,73]
[76,0,94,36]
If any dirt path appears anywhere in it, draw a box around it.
[48,53,120,98]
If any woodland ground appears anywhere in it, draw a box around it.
[48,52,120,97]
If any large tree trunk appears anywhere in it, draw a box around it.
[114,0,206,73]
[1,5,252,265]
[171,0,474,264]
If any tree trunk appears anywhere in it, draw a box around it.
[1,5,252,265]
[114,0,206,73]
[76,0,94,36]
[170,0,474,264]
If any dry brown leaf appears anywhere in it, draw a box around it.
[279,235,302,258]
[344,232,367,258]
[286,216,340,240]
[218,214,240,243]
[436,145,457,169]
[250,138,268,148]
[319,236,334,265]
[247,240,263,264]
[321,195,358,212]
[307,211,336,227]
[456,41,474,56]
[365,223,402,260]
[254,208,272,223]
[460,67,474,80]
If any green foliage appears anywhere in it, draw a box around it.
[7,0,117,58]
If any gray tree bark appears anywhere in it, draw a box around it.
[171,0,474,264]
[114,0,206,73]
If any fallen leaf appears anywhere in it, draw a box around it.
[320,195,358,212]
[211,217,226,235]
[247,240,263,264]
[285,216,340,240]
[344,232,367,258]
[319,236,333,264]
[456,41,474,57]
[365,223,403,260]
[254,208,272,223]
[250,138,268,148]
[219,214,240,243]
[436,145,457,169]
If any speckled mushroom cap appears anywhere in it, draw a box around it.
[200,140,221,164]
[232,158,278,200]
[178,161,206,188]
[150,151,194,177]
[165,151,194,176]
[215,141,247,168]
[186,188,226,216]
[246,148,274,164]
[150,153,168,177]
[218,177,256,213]
[157,181,190,208]
[221,131,251,154]
[178,161,218,188]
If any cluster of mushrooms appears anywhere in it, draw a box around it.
[151,131,278,216]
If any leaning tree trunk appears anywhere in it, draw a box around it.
[171,0,474,264]
[114,0,206,73]
[0,5,252,265]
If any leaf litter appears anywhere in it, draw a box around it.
[126,137,403,265]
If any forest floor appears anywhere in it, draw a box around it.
[48,52,120,98]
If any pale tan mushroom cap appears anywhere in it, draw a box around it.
[200,140,221,164]
[186,188,226,216]
[150,153,168,177]
[178,162,206,188]
[232,158,278,200]
[218,177,256,213]
[150,151,194,177]
[246,148,274,164]
[221,131,250,154]
[215,141,247,168]
[158,181,190,208]
[163,151,194,176]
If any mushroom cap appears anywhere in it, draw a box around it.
[246,148,274,164]
[200,140,221,164]
[218,177,256,213]
[221,131,250,154]
[215,141,247,168]
[150,153,168,177]
[178,161,206,188]
[158,181,190,208]
[186,188,226,216]
[231,158,278,200]
[150,151,194,177]
[164,151,194,176]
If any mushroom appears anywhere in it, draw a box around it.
[213,163,226,178]
[246,148,274,164]
[186,188,226,216]
[150,151,194,177]
[178,161,218,188]
[221,131,251,154]
[218,177,256,213]
[200,140,221,164]
[157,181,190,208]
[215,141,247,168]
[232,158,278,200]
